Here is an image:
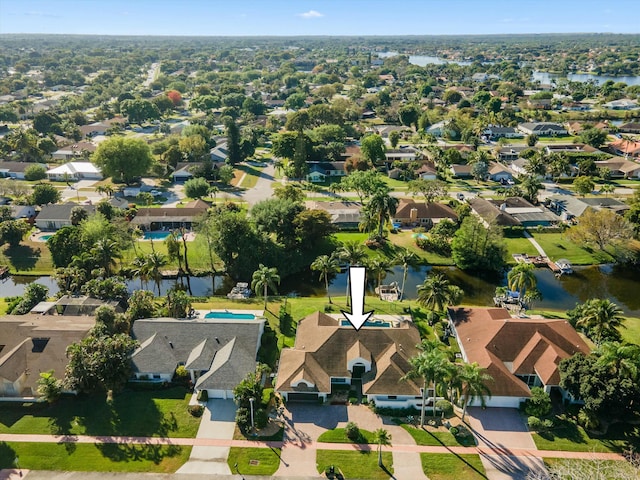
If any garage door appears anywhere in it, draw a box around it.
[287,393,319,402]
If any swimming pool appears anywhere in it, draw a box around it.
[340,319,392,328]
[143,231,172,240]
[40,235,53,241]
[204,312,256,320]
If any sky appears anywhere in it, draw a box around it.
[0,0,639,36]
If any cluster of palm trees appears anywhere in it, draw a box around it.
[403,339,492,426]
[311,243,421,304]
[358,189,399,240]
[505,262,542,308]
[132,251,168,295]
[571,298,625,345]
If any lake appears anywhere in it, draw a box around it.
[377,52,640,86]
[3,264,640,316]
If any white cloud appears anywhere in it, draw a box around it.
[298,10,324,19]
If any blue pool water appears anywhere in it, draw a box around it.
[204,312,256,320]
[340,319,392,328]
[143,231,172,240]
[40,235,53,241]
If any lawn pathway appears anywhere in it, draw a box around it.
[523,230,548,257]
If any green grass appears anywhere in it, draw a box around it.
[529,232,613,265]
[227,447,281,476]
[0,387,200,438]
[0,442,191,472]
[0,298,8,315]
[531,417,639,453]
[400,424,476,447]
[317,428,376,444]
[504,236,540,261]
[420,453,486,480]
[0,239,54,275]
[235,164,264,189]
[316,450,393,480]
[622,317,640,345]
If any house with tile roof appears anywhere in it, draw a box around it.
[393,199,458,227]
[131,316,264,399]
[448,307,590,408]
[0,314,95,398]
[517,122,567,136]
[130,203,209,231]
[305,201,362,230]
[35,203,96,231]
[276,312,429,408]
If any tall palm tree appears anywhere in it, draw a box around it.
[402,346,449,426]
[459,362,492,422]
[599,183,615,197]
[132,255,150,290]
[373,428,392,467]
[368,257,394,294]
[311,253,341,304]
[394,248,419,302]
[144,251,168,295]
[367,189,399,238]
[442,361,464,405]
[521,175,543,204]
[577,299,625,345]
[595,341,640,380]
[337,241,367,306]
[251,264,280,311]
[358,206,377,239]
[507,263,537,298]
[90,239,122,276]
[417,273,463,312]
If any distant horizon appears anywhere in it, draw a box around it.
[0,0,638,36]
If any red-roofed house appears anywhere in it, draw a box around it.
[448,307,590,408]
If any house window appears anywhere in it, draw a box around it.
[387,395,397,400]
[153,374,161,379]
[331,378,347,384]
[31,338,50,353]
[517,374,538,387]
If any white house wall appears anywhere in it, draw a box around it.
[469,395,526,409]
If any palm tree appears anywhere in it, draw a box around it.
[394,248,419,302]
[521,175,543,204]
[132,255,150,290]
[337,241,367,306]
[368,257,394,294]
[507,263,537,298]
[144,251,168,295]
[442,361,464,405]
[251,264,280,311]
[373,428,392,468]
[90,239,122,276]
[358,206,378,239]
[311,254,341,304]
[417,273,463,312]
[402,346,449,426]
[459,362,492,422]
[599,183,615,197]
[577,299,625,345]
[595,341,640,380]
[367,189,399,238]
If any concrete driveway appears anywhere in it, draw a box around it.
[466,407,546,480]
[176,399,236,475]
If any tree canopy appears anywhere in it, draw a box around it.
[92,136,154,184]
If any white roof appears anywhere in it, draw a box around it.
[47,162,101,175]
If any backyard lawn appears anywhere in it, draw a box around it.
[529,232,613,265]
[227,447,282,476]
[316,450,393,480]
[0,387,199,438]
[504,235,539,260]
[622,316,640,345]
[0,442,190,473]
[0,239,53,275]
[420,453,486,480]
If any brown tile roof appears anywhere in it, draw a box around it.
[468,197,521,226]
[395,200,458,222]
[448,307,590,398]
[275,312,421,396]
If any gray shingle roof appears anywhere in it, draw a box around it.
[131,318,263,390]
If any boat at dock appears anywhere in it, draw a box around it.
[227,282,251,299]
[375,282,400,302]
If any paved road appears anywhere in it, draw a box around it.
[231,163,276,206]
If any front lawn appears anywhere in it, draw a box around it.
[504,236,539,260]
[401,424,476,447]
[420,453,486,480]
[0,387,199,438]
[316,450,393,480]
[227,447,281,476]
[531,417,640,453]
[0,441,190,473]
[317,427,376,444]
[235,164,264,189]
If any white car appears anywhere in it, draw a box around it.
[149,189,163,197]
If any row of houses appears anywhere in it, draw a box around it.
[0,306,590,410]
[0,161,103,181]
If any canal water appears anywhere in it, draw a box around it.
[2,264,639,316]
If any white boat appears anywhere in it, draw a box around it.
[227,282,251,299]
[555,259,573,275]
[375,282,400,302]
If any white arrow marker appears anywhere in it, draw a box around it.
[342,266,374,331]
